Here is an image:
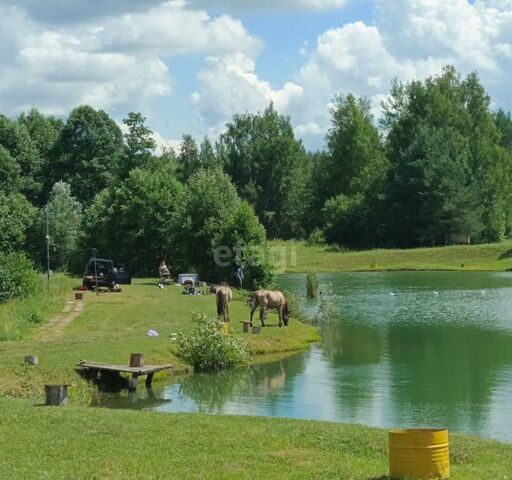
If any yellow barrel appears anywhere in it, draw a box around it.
[389,429,450,479]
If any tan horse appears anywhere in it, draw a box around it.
[213,284,233,322]
[250,290,290,327]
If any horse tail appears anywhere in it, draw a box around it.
[216,289,224,317]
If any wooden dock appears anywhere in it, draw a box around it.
[78,360,174,390]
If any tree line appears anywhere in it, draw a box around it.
[2,66,512,290]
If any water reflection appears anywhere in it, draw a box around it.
[97,272,512,442]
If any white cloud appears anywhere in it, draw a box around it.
[188,0,347,11]
[191,0,512,148]
[0,1,261,117]
[2,0,512,150]
[191,53,302,132]
[152,130,182,155]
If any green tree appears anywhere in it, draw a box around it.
[219,104,308,238]
[119,112,156,178]
[312,94,388,245]
[323,94,387,198]
[0,192,37,253]
[81,163,187,275]
[18,108,63,204]
[0,114,42,202]
[57,105,124,205]
[0,145,21,194]
[183,168,273,287]
[199,136,220,170]
[36,182,82,270]
[383,67,507,245]
[495,109,512,150]
[177,134,200,182]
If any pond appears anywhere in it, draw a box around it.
[96,272,512,443]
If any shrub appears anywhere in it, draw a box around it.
[306,228,326,246]
[306,271,319,298]
[0,252,39,303]
[177,313,249,372]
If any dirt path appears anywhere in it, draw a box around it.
[34,297,84,341]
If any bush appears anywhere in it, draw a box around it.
[306,272,319,298]
[306,228,326,246]
[177,313,249,372]
[0,252,39,303]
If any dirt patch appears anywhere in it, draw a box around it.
[34,298,84,341]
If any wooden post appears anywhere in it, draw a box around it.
[129,374,139,391]
[45,384,69,406]
[129,353,144,368]
[24,355,38,365]
[75,292,84,300]
[242,322,251,333]
[145,373,154,388]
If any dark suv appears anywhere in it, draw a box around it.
[82,258,117,290]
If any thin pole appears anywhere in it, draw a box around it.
[93,248,99,295]
[46,205,50,290]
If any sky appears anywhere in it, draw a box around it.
[0,0,511,150]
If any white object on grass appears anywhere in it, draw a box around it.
[147,329,159,337]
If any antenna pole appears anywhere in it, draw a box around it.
[46,205,50,290]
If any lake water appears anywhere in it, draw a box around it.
[97,272,512,443]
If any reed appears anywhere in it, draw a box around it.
[306,271,319,298]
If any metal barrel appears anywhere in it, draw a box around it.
[389,429,450,479]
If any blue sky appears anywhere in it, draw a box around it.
[0,0,511,150]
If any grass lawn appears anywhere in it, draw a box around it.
[271,239,512,273]
[1,397,511,480]
[2,274,511,479]
[0,274,76,341]
[0,278,319,400]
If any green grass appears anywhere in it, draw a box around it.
[0,274,77,341]
[271,239,512,272]
[1,397,511,480]
[2,275,510,479]
[0,279,319,400]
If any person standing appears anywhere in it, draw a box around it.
[235,265,244,289]
[159,260,170,288]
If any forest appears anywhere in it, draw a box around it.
[2,66,512,297]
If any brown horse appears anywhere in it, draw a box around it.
[250,290,290,327]
[213,284,233,322]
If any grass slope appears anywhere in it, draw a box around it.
[272,240,512,273]
[1,398,511,480]
[0,279,319,400]
[0,274,76,341]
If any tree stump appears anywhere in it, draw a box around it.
[252,326,261,334]
[130,353,144,368]
[45,384,70,406]
[24,355,38,365]
[242,322,251,334]
[75,292,84,300]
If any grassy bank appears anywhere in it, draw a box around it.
[0,279,319,400]
[272,240,512,272]
[0,274,76,341]
[1,397,511,480]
